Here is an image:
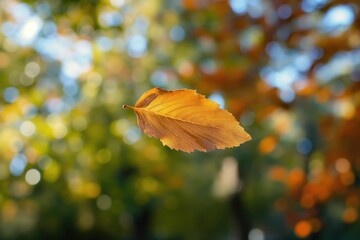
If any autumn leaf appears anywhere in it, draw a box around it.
[123,88,251,152]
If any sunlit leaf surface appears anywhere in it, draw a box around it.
[124,87,251,152]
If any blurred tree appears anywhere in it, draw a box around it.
[0,0,359,239]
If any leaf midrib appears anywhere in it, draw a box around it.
[133,106,223,130]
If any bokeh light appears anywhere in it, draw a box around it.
[25,169,41,185]
[294,220,312,238]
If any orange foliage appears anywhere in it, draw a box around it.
[300,194,315,209]
[259,136,277,154]
[340,172,355,186]
[294,220,312,238]
[287,168,305,191]
[268,166,287,182]
[342,208,358,223]
[346,196,359,208]
[316,88,332,103]
[302,175,333,203]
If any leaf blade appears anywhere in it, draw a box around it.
[128,88,251,152]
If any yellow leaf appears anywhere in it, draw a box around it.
[123,88,251,153]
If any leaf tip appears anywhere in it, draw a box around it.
[247,133,252,141]
[243,132,252,143]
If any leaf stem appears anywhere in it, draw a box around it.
[123,104,133,109]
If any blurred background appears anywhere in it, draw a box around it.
[0,0,360,239]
